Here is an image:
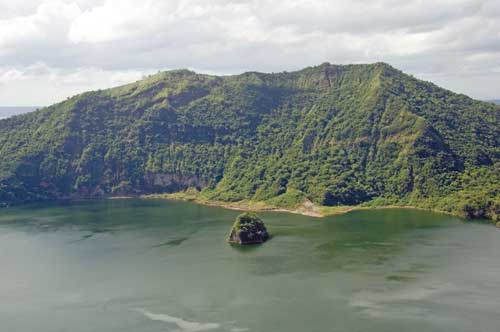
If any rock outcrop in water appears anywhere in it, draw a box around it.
[227,213,270,245]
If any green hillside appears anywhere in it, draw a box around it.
[1,63,499,221]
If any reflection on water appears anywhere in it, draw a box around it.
[0,199,499,332]
[135,308,223,331]
[151,236,191,248]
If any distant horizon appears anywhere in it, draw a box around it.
[0,106,42,108]
[0,106,40,119]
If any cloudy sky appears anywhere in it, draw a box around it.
[1,0,499,106]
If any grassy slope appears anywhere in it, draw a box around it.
[1,63,499,222]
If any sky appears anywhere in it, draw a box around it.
[1,0,499,106]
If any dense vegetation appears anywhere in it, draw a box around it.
[227,212,270,244]
[1,63,499,221]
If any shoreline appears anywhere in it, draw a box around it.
[139,193,458,219]
[2,193,491,223]
[140,193,325,217]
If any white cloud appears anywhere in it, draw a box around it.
[69,0,165,43]
[0,0,499,104]
[0,63,152,105]
[0,1,81,51]
[0,68,25,83]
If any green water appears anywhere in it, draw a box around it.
[0,199,499,332]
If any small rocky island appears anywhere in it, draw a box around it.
[227,212,270,245]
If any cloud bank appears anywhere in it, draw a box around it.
[1,0,499,105]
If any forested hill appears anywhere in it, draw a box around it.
[1,62,499,220]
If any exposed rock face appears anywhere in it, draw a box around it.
[227,213,270,245]
[143,172,208,192]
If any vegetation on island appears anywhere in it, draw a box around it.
[0,62,499,222]
[227,212,270,244]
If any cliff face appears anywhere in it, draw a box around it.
[0,63,499,219]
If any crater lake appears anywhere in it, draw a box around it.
[1,199,499,332]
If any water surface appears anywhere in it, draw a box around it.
[0,199,498,332]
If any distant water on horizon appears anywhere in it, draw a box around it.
[0,106,40,119]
